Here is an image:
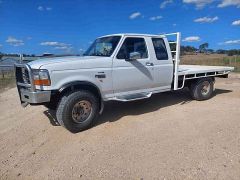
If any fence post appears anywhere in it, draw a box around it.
[1,70,4,79]
[19,54,23,63]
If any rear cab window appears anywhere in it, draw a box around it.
[152,38,168,60]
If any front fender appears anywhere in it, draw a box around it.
[50,71,103,93]
[58,80,105,114]
[59,81,101,95]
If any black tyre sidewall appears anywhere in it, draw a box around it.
[57,91,99,133]
[191,78,214,100]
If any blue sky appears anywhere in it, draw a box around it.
[0,0,240,54]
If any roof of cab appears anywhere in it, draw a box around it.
[99,33,166,38]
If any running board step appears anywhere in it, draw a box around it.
[114,92,152,102]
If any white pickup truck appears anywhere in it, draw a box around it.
[15,32,234,132]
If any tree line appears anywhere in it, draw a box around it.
[180,43,240,56]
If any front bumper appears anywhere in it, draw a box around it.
[19,88,51,104]
[15,63,51,107]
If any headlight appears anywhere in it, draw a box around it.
[33,69,51,86]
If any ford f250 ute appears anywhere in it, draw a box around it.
[15,32,234,132]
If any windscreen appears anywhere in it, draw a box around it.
[84,36,121,57]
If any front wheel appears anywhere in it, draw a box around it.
[190,78,214,101]
[56,90,99,133]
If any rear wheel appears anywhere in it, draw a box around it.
[190,78,214,101]
[56,90,99,133]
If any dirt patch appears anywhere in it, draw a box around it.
[0,74,240,179]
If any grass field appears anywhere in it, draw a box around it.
[181,54,240,72]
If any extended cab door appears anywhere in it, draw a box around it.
[112,36,154,95]
[150,37,173,91]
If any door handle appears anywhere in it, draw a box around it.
[95,74,106,78]
[146,62,154,66]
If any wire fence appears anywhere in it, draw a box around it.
[0,55,34,92]
[0,65,16,93]
[181,55,240,72]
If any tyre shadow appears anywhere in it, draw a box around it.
[213,88,232,96]
[96,88,232,125]
[43,88,232,127]
[96,89,191,125]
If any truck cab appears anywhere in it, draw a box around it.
[15,32,234,132]
[97,34,174,99]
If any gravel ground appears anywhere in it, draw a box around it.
[0,74,240,180]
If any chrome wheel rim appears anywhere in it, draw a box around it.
[201,81,210,95]
[72,100,92,123]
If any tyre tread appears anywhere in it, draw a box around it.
[190,78,214,101]
[56,90,99,133]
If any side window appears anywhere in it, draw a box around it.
[152,38,168,60]
[117,37,148,59]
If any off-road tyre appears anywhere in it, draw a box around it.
[56,90,99,133]
[190,78,214,101]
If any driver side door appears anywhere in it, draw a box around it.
[112,36,154,96]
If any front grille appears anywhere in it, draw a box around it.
[16,67,30,84]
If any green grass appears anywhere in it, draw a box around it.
[223,56,240,63]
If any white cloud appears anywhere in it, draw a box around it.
[46,7,52,11]
[173,23,177,26]
[40,41,69,46]
[40,41,72,52]
[232,19,240,25]
[218,0,240,8]
[38,6,44,11]
[54,46,72,50]
[182,36,201,42]
[194,16,218,23]
[38,6,52,11]
[222,39,240,44]
[160,0,173,9]
[6,36,24,46]
[183,0,213,8]
[149,16,162,21]
[129,12,141,19]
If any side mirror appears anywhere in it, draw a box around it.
[126,52,141,61]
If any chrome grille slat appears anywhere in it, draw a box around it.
[15,63,35,91]
[21,68,30,84]
[17,82,31,88]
